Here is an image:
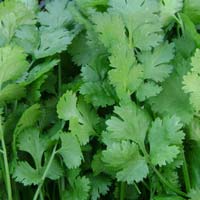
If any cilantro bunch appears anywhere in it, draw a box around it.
[0,0,200,200]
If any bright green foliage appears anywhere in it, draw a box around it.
[13,128,63,185]
[91,3,174,101]
[136,82,162,101]
[15,25,39,55]
[90,176,111,200]
[1,0,200,200]
[137,42,175,101]
[17,128,47,169]
[188,188,200,200]
[153,196,184,200]
[70,118,90,145]
[187,120,200,188]
[92,13,127,50]
[105,102,150,145]
[183,49,200,112]
[0,45,28,87]
[14,104,41,134]
[27,74,48,102]
[184,0,200,24]
[108,45,143,99]
[70,31,116,107]
[75,0,108,11]
[0,0,35,46]
[102,141,149,184]
[69,105,97,145]
[149,116,185,166]
[138,42,174,82]
[57,91,99,170]
[57,90,80,121]
[13,161,43,186]
[34,29,74,59]
[108,0,163,50]
[160,0,183,26]
[22,59,59,85]
[0,84,26,104]
[37,0,72,29]
[33,0,77,59]
[80,64,116,107]
[17,0,38,10]
[58,133,83,169]
[63,174,90,200]
[150,73,194,124]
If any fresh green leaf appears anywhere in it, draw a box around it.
[90,175,111,200]
[38,0,72,29]
[57,90,80,121]
[160,0,183,26]
[15,25,39,55]
[183,49,200,112]
[0,45,28,86]
[188,188,200,200]
[0,84,26,104]
[34,28,74,59]
[63,176,90,200]
[14,104,41,134]
[58,133,83,169]
[105,102,150,146]
[149,116,185,166]
[13,161,42,186]
[102,141,149,183]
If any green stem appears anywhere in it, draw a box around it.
[12,182,20,200]
[0,122,12,200]
[173,14,185,35]
[13,100,18,112]
[39,191,44,200]
[0,153,6,186]
[133,182,141,194]
[28,59,36,69]
[58,60,66,195]
[120,182,126,200]
[140,143,188,198]
[152,166,188,198]
[33,144,57,200]
[58,62,62,97]
[61,176,65,191]
[182,151,191,193]
[142,181,150,191]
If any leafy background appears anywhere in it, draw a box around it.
[0,0,200,200]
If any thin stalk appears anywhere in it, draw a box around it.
[58,61,66,194]
[152,165,188,198]
[140,143,188,198]
[39,191,44,200]
[33,144,57,200]
[52,182,56,200]
[13,101,18,112]
[173,14,185,35]
[142,181,150,191]
[182,151,191,193]
[28,59,36,69]
[58,157,65,198]
[58,63,62,97]
[0,153,6,185]
[12,182,20,200]
[120,182,126,200]
[61,176,65,191]
[58,180,62,199]
[0,121,12,200]
[133,182,141,194]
